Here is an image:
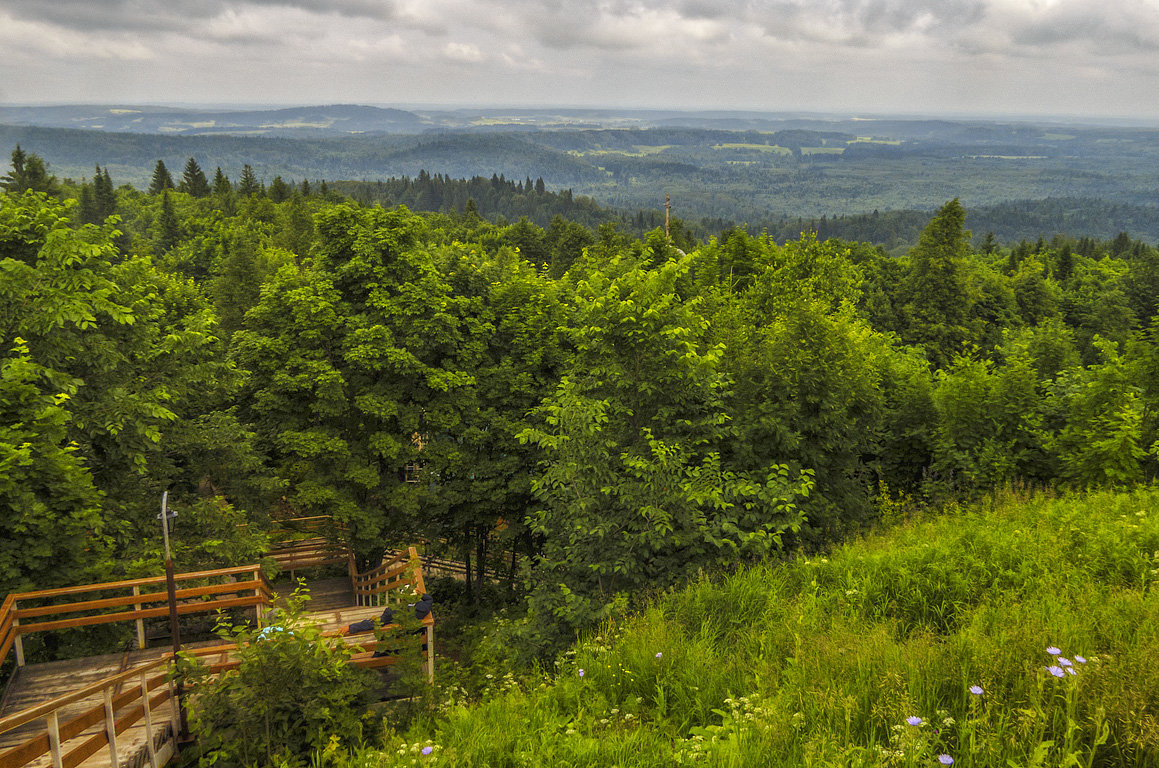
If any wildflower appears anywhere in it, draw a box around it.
[1066,667,1076,676]
[422,746,434,755]
[906,716,923,726]
[1058,658,1072,667]
[969,685,983,696]
[1047,666,1064,678]
[578,669,585,677]
[1074,655,1087,664]
[938,755,954,765]
[656,652,663,658]
[1046,646,1062,656]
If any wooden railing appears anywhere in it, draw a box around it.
[0,545,435,768]
[349,546,433,681]
[267,516,351,576]
[0,565,273,667]
[0,625,430,768]
[0,656,178,768]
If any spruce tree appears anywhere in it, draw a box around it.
[78,181,99,225]
[157,190,181,252]
[94,166,116,219]
[238,164,260,197]
[1,146,58,195]
[148,160,174,195]
[212,167,232,196]
[268,175,291,203]
[902,198,972,368]
[0,145,27,191]
[180,157,210,198]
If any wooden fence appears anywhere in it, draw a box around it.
[0,565,273,668]
[0,549,434,768]
[0,655,178,768]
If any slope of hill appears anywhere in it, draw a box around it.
[358,487,1159,767]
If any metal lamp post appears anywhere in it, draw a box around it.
[158,491,189,742]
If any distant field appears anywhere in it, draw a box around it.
[712,143,791,154]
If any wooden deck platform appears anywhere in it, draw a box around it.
[0,542,433,768]
[0,646,183,768]
[0,600,393,768]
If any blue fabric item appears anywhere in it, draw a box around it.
[413,594,433,619]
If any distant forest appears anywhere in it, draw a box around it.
[4,111,1159,245]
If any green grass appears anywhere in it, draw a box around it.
[337,487,1159,767]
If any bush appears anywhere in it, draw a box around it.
[178,585,379,766]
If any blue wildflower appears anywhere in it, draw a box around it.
[1047,666,1064,678]
[1046,646,1061,655]
[969,685,983,695]
[906,716,923,726]
[938,755,954,765]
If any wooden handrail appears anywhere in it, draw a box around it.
[11,564,264,601]
[0,565,274,672]
[15,579,267,620]
[0,657,169,735]
[0,543,436,768]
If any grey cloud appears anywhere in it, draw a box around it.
[1010,4,1159,54]
[1,0,395,34]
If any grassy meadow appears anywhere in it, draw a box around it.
[338,487,1159,767]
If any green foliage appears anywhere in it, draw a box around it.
[336,486,1159,768]
[1044,338,1148,488]
[519,254,811,649]
[902,199,973,368]
[149,160,175,195]
[0,338,103,594]
[233,203,474,563]
[181,587,379,766]
[1,145,59,196]
[180,157,211,198]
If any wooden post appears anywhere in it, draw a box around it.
[139,672,158,768]
[168,677,181,725]
[425,623,435,682]
[133,585,146,649]
[12,605,23,666]
[104,687,120,768]
[47,710,64,768]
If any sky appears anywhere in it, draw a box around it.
[2,0,1159,118]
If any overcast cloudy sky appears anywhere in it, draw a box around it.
[2,0,1158,118]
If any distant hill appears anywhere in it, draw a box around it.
[0,104,426,137]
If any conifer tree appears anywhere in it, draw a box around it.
[0,145,27,191]
[94,165,116,219]
[157,190,181,252]
[1,145,58,195]
[902,198,972,368]
[237,164,260,197]
[268,175,291,203]
[180,157,210,198]
[78,181,99,224]
[148,160,174,195]
[212,167,232,196]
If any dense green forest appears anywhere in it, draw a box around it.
[5,145,1159,764]
[6,110,1159,243]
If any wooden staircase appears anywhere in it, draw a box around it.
[0,542,433,768]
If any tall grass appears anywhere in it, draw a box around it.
[336,486,1159,767]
